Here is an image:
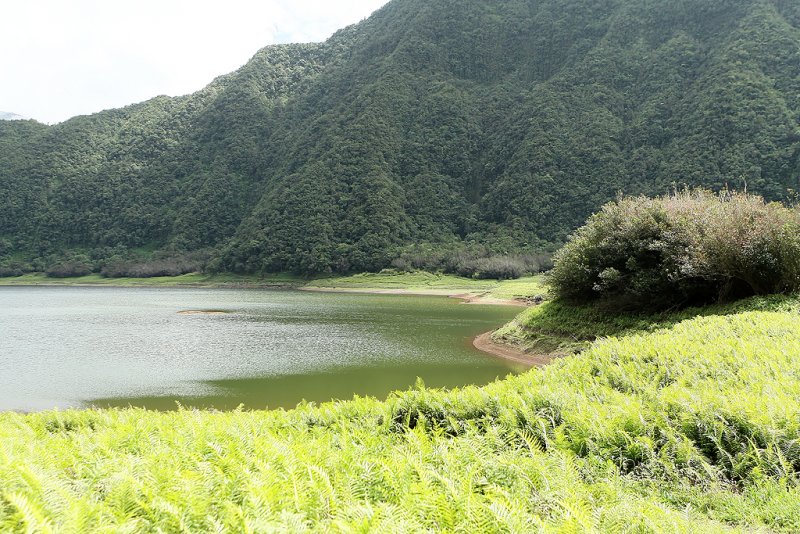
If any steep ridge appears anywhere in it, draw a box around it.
[1,0,799,274]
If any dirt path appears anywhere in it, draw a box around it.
[449,293,529,306]
[473,332,559,368]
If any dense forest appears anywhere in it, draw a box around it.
[1,0,799,275]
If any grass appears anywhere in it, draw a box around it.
[2,296,800,531]
[306,271,548,300]
[494,294,800,355]
[308,270,497,289]
[485,276,548,300]
[0,272,305,288]
[0,271,548,301]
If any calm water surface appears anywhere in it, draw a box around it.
[0,287,521,411]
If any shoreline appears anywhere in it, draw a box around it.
[0,279,533,307]
[300,286,530,306]
[0,273,546,301]
[0,272,307,289]
[472,331,559,368]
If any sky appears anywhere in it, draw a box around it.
[1,0,389,124]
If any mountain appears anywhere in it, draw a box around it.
[0,112,27,121]
[1,0,799,275]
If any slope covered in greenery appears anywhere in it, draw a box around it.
[2,0,799,274]
[3,295,800,531]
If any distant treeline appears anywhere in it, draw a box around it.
[0,245,552,281]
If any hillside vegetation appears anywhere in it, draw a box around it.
[3,295,800,531]
[2,0,800,275]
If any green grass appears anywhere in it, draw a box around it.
[0,272,305,288]
[494,294,800,355]
[307,271,548,300]
[2,296,800,531]
[0,271,548,301]
[485,276,548,300]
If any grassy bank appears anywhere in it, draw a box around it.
[2,296,800,531]
[493,294,800,356]
[0,271,548,301]
[0,272,305,288]
[305,271,547,301]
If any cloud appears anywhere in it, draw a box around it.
[0,0,388,123]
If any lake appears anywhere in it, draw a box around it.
[0,287,522,411]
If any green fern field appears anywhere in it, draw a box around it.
[3,298,800,531]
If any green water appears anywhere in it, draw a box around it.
[0,287,521,411]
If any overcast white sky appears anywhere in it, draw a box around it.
[1,0,389,124]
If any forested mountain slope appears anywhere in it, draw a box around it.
[1,0,799,274]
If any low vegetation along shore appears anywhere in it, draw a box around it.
[0,270,548,305]
[0,272,303,288]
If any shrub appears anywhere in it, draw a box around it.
[468,257,525,280]
[45,261,93,278]
[550,190,800,310]
[0,259,30,277]
[0,265,23,277]
[101,255,203,278]
[390,244,552,280]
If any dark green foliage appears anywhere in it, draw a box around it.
[549,191,800,309]
[2,0,800,275]
[458,257,525,280]
[0,266,24,277]
[45,260,92,278]
[389,244,552,279]
[100,252,208,278]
